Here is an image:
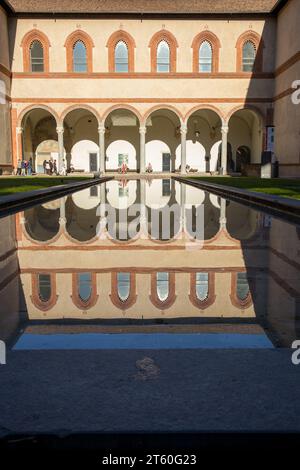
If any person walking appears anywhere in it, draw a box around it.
[43,159,47,174]
[21,160,26,176]
[49,160,53,175]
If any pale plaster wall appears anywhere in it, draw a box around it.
[274,0,300,174]
[0,5,12,169]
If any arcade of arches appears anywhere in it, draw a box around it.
[19,105,264,176]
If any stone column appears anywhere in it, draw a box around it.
[139,126,146,174]
[180,124,187,174]
[16,127,23,161]
[219,197,227,230]
[98,125,106,174]
[56,126,64,173]
[220,125,229,175]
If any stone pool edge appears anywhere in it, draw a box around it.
[173,176,300,223]
[0,176,114,218]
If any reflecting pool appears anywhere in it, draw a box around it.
[0,178,300,434]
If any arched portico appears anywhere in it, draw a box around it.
[62,108,99,172]
[228,108,263,174]
[103,108,140,172]
[183,108,223,173]
[144,108,181,173]
[20,107,58,173]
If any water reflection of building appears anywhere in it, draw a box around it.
[0,180,299,346]
[17,180,263,320]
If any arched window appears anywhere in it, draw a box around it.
[30,40,44,72]
[157,40,170,73]
[191,31,220,73]
[73,40,87,72]
[242,41,256,72]
[156,272,169,302]
[236,272,250,301]
[150,272,176,309]
[195,272,209,300]
[230,272,253,309]
[117,272,131,301]
[189,272,215,309]
[78,272,92,302]
[21,30,50,72]
[115,41,129,72]
[65,30,94,73]
[236,31,263,73]
[199,41,212,73]
[38,273,51,302]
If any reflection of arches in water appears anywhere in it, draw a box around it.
[236,145,251,173]
[145,140,171,173]
[107,180,137,209]
[65,197,98,242]
[72,186,101,210]
[106,140,137,171]
[184,193,219,240]
[146,178,171,208]
[226,201,259,240]
[175,140,206,171]
[24,205,60,242]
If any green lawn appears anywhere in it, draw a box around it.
[0,176,90,196]
[189,176,300,200]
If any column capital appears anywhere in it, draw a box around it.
[98,125,106,135]
[56,126,64,134]
[180,124,188,135]
[221,125,229,134]
[139,126,147,135]
[16,127,23,134]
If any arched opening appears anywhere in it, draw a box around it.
[236,272,250,301]
[30,40,44,72]
[156,272,169,301]
[63,108,99,172]
[106,140,136,172]
[35,140,62,174]
[24,204,60,242]
[21,108,57,173]
[104,109,140,172]
[71,140,99,173]
[115,41,129,72]
[195,272,209,300]
[236,145,251,173]
[228,108,263,175]
[186,108,222,173]
[78,272,92,303]
[145,108,181,173]
[242,41,256,72]
[157,40,170,73]
[199,41,212,72]
[73,40,87,73]
[117,272,131,301]
[38,273,51,302]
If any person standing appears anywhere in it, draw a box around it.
[17,159,22,176]
[43,159,47,174]
[21,160,26,176]
[53,159,58,176]
[49,160,53,175]
[28,158,33,176]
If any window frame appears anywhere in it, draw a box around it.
[149,30,178,73]
[191,31,220,74]
[21,29,50,73]
[106,30,136,73]
[64,30,94,73]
